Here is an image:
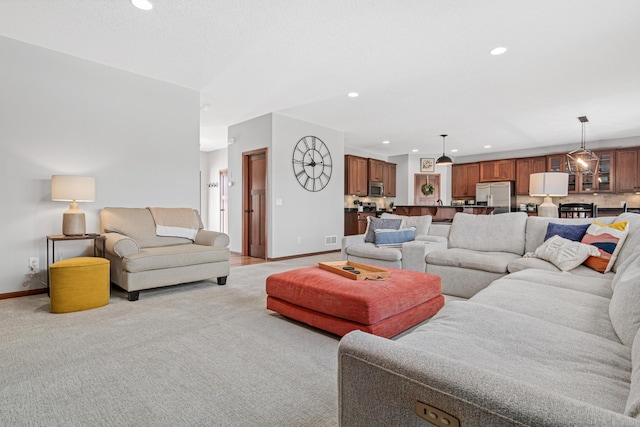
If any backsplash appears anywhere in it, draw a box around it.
[344,195,395,210]
[517,193,640,209]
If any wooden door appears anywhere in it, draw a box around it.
[243,150,267,258]
[414,174,440,205]
[219,169,228,233]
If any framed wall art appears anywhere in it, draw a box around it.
[420,158,435,172]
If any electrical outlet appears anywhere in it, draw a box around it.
[29,257,39,273]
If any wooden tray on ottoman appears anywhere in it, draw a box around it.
[318,261,390,280]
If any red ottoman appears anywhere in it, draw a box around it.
[266,266,443,338]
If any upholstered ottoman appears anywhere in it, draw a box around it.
[266,266,443,338]
[49,257,110,313]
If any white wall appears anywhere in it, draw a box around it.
[200,148,228,230]
[0,36,200,295]
[227,113,344,258]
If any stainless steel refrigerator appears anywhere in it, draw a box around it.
[475,181,516,212]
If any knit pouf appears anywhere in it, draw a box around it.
[49,257,110,313]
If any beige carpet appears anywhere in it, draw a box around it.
[0,253,344,427]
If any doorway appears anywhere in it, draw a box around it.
[414,174,441,205]
[242,149,268,259]
[219,169,228,233]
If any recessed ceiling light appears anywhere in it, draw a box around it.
[490,47,507,55]
[451,149,458,153]
[131,0,153,11]
[347,92,359,98]
[201,104,211,111]
[484,145,492,149]
[412,149,419,153]
[382,140,390,144]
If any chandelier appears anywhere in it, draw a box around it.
[566,116,598,175]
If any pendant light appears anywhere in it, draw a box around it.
[436,134,453,165]
[566,116,598,175]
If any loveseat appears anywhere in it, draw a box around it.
[338,212,640,426]
[100,207,230,301]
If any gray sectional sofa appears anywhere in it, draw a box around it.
[100,207,230,301]
[338,211,640,426]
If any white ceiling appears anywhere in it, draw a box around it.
[1,0,639,158]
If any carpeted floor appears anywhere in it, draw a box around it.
[0,253,345,427]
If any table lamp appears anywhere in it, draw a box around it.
[51,175,96,235]
[529,172,568,218]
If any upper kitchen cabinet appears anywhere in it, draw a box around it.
[616,147,640,193]
[368,158,384,182]
[549,150,616,194]
[479,159,515,182]
[382,162,396,197]
[345,155,368,196]
[452,163,480,198]
[515,156,546,195]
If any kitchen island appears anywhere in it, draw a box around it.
[394,205,506,222]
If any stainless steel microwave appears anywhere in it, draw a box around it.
[368,181,384,197]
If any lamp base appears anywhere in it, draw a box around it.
[62,204,86,236]
[537,196,558,218]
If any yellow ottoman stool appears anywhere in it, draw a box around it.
[49,257,110,313]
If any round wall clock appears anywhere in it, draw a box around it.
[292,135,332,192]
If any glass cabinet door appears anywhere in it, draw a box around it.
[595,151,613,192]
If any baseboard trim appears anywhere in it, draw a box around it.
[267,249,340,262]
[0,288,47,300]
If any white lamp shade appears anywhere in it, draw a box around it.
[51,176,95,202]
[529,172,568,197]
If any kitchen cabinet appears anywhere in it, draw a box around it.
[548,150,615,194]
[452,163,480,198]
[616,147,640,193]
[368,158,384,182]
[345,155,368,196]
[515,156,546,195]
[479,159,515,182]
[344,211,376,236]
[382,162,396,197]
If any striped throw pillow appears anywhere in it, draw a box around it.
[581,221,629,273]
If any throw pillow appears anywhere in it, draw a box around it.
[364,217,402,243]
[380,213,432,237]
[543,222,590,242]
[581,221,630,273]
[533,235,601,272]
[375,227,416,247]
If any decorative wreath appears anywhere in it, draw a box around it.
[421,183,435,196]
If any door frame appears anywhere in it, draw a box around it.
[219,169,228,233]
[242,148,268,259]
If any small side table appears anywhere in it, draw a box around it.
[46,234,107,290]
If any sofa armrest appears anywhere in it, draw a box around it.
[339,331,638,427]
[195,230,230,247]
[402,239,448,272]
[341,234,365,260]
[104,232,140,258]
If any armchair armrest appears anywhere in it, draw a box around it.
[195,230,230,248]
[104,232,139,258]
[341,234,366,260]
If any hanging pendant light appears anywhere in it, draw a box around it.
[436,134,453,165]
[566,116,598,175]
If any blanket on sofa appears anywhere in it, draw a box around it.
[148,207,200,240]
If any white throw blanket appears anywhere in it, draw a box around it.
[148,207,200,240]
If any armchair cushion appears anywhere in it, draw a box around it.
[380,213,432,237]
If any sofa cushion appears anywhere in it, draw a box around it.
[426,248,521,274]
[505,269,613,298]
[448,212,527,255]
[532,235,601,272]
[101,207,195,248]
[380,213,432,237]
[471,280,618,342]
[345,243,402,262]
[507,256,562,274]
[544,222,590,242]
[609,246,640,346]
[364,217,402,243]
[612,212,640,272]
[374,227,415,247]
[398,301,632,413]
[625,328,640,417]
[123,244,230,273]
[524,216,609,254]
[582,221,630,273]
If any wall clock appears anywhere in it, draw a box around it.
[292,136,332,192]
